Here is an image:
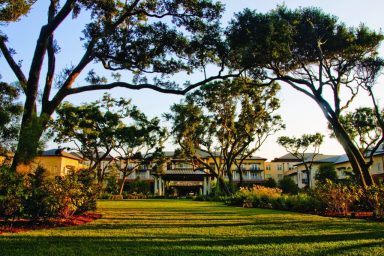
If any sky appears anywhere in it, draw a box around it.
[1,0,384,161]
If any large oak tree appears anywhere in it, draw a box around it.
[227,6,384,188]
[0,0,240,170]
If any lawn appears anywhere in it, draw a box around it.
[1,200,384,256]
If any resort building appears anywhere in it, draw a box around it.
[33,149,88,177]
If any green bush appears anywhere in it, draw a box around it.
[24,166,52,220]
[0,166,97,221]
[264,178,278,188]
[0,166,26,221]
[312,180,361,215]
[278,176,299,194]
[124,178,151,194]
[366,184,384,219]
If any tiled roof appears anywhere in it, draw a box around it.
[165,168,208,175]
[40,149,82,161]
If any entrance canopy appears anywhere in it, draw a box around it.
[155,168,210,181]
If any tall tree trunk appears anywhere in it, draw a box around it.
[238,168,244,187]
[217,176,231,196]
[119,172,127,195]
[330,118,374,188]
[11,114,46,171]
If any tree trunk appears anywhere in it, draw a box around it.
[217,176,231,196]
[11,114,46,171]
[238,168,244,187]
[329,118,374,188]
[119,172,127,195]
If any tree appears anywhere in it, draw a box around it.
[166,78,284,195]
[226,6,384,188]
[338,107,384,166]
[114,111,168,195]
[278,176,299,195]
[52,93,129,185]
[0,81,23,153]
[0,0,241,170]
[264,177,278,188]
[277,133,324,188]
[315,163,338,183]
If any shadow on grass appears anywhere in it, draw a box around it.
[1,231,383,256]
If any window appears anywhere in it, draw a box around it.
[250,164,261,171]
[277,164,283,171]
[288,164,294,170]
[251,172,262,180]
[266,165,271,171]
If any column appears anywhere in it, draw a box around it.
[162,179,166,196]
[203,177,207,195]
[158,177,162,196]
[207,177,211,194]
[154,176,158,195]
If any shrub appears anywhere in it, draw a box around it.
[366,184,384,219]
[264,178,278,188]
[315,163,338,183]
[24,166,52,220]
[312,180,361,215]
[278,176,299,194]
[124,178,151,194]
[0,166,26,221]
[76,169,98,212]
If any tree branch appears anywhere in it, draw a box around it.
[65,72,243,97]
[43,0,58,106]
[0,37,27,92]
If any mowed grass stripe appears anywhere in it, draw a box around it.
[1,199,383,255]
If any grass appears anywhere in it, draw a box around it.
[1,199,384,255]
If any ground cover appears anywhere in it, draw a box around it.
[0,200,384,255]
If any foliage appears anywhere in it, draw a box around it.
[114,105,167,195]
[365,184,384,219]
[0,0,35,22]
[0,166,97,221]
[52,93,130,184]
[312,180,362,215]
[278,176,299,195]
[315,163,338,183]
[124,178,151,195]
[0,0,234,169]
[24,166,52,220]
[166,78,284,195]
[337,107,384,165]
[227,6,384,188]
[105,174,119,195]
[0,82,23,151]
[264,177,278,188]
[226,184,324,213]
[0,166,26,221]
[277,133,324,187]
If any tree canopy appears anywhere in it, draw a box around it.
[0,0,240,169]
[52,93,130,184]
[226,6,384,188]
[166,78,284,194]
[0,81,23,152]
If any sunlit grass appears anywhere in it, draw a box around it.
[1,199,384,255]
